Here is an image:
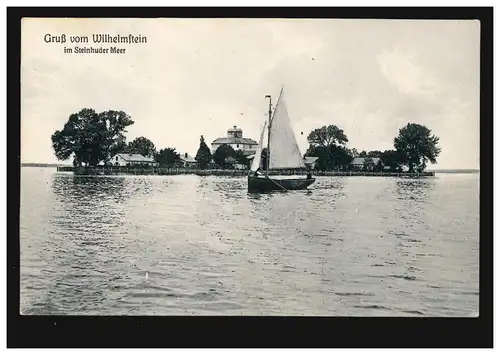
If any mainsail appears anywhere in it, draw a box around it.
[250,119,267,172]
[269,88,306,169]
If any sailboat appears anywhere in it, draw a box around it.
[247,86,315,193]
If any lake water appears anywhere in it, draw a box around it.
[20,167,479,316]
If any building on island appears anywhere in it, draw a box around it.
[179,152,197,168]
[304,157,319,170]
[211,126,258,155]
[109,153,158,167]
[349,157,383,171]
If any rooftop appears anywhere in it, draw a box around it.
[304,157,319,165]
[351,157,382,165]
[116,153,155,163]
[211,137,258,145]
[179,152,196,163]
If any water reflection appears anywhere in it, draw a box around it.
[52,174,128,202]
[391,178,436,227]
[314,177,345,192]
[29,174,134,314]
[383,178,437,290]
[211,177,246,200]
[395,178,435,202]
[247,192,263,200]
[20,170,479,316]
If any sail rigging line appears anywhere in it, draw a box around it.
[266,86,284,177]
[267,176,288,191]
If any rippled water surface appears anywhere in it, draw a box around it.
[20,168,479,316]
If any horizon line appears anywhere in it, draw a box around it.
[20,162,480,171]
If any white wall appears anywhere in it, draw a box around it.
[109,155,158,167]
[211,143,257,153]
[180,160,197,167]
[110,155,128,166]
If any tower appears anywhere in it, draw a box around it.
[227,125,243,139]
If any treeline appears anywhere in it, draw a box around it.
[52,108,441,173]
[303,123,441,173]
[50,108,174,168]
[50,108,254,169]
[22,163,70,168]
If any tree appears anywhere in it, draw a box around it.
[99,110,134,160]
[394,123,441,172]
[305,144,353,171]
[359,150,368,157]
[363,157,375,171]
[366,150,383,158]
[125,136,156,157]
[195,135,212,169]
[51,108,134,167]
[349,148,359,157]
[380,149,405,172]
[234,150,250,169]
[110,134,127,158]
[307,125,348,147]
[305,145,328,170]
[213,144,236,168]
[155,148,181,168]
[224,156,237,169]
[305,125,351,171]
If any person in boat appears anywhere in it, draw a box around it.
[306,171,312,180]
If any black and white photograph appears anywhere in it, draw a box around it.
[8,7,493,348]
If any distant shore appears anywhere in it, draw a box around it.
[21,164,479,175]
[52,166,441,177]
[22,163,70,168]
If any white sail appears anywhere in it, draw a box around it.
[269,88,306,169]
[250,119,267,172]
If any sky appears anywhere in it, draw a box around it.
[21,18,480,169]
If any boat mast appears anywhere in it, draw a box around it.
[264,86,284,177]
[265,94,272,177]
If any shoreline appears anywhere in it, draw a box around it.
[56,166,435,177]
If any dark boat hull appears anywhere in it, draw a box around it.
[247,175,315,193]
